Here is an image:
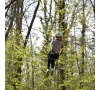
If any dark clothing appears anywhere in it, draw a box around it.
[47,53,59,69]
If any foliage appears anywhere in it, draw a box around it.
[5,0,95,90]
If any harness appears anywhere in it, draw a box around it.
[49,49,58,54]
[48,49,59,60]
[42,39,63,60]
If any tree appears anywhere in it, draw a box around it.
[5,0,41,89]
[5,0,95,90]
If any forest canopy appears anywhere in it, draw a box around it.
[5,0,95,90]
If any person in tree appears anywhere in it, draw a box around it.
[45,31,63,77]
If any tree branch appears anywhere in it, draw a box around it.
[5,0,17,9]
[24,0,40,47]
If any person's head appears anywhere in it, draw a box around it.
[55,31,63,41]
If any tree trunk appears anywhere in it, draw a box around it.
[79,0,85,89]
[13,0,23,89]
[58,0,66,90]
[5,3,16,41]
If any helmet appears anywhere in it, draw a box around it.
[55,31,63,37]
